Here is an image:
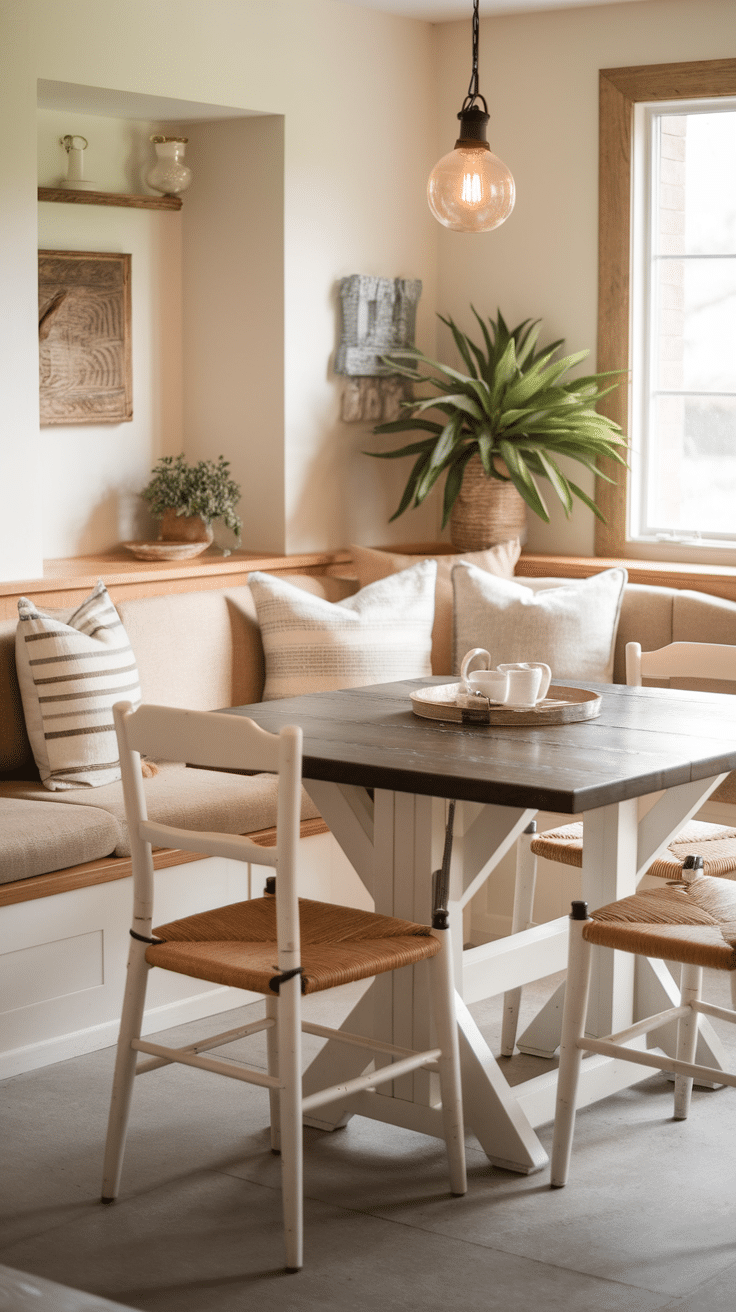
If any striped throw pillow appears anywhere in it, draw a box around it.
[15,580,142,790]
[249,561,436,700]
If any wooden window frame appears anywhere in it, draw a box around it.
[595,59,736,557]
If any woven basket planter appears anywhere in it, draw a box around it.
[449,455,527,551]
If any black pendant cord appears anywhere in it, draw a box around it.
[462,0,488,116]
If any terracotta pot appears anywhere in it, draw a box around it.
[449,455,527,551]
[159,509,214,545]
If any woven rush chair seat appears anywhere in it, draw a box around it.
[551,873,736,1188]
[148,896,441,994]
[583,875,736,969]
[530,818,736,881]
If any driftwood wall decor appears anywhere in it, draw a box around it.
[38,250,132,425]
[335,275,421,423]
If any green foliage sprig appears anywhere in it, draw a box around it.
[368,309,628,528]
[141,454,242,542]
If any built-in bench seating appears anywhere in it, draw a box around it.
[4,560,736,1079]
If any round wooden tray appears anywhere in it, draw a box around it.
[410,683,602,726]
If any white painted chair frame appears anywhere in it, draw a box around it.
[500,640,736,1058]
[101,702,466,1273]
[550,901,736,1188]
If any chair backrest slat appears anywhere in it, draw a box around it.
[117,702,281,773]
[140,820,279,867]
[113,701,302,950]
[626,641,736,687]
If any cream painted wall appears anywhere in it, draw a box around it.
[0,1,43,582]
[182,116,285,554]
[37,110,184,557]
[435,0,736,557]
[0,0,440,575]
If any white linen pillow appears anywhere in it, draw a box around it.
[249,561,436,700]
[15,580,142,790]
[350,540,521,675]
[452,564,628,683]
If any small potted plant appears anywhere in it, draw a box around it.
[141,454,242,555]
[368,309,627,551]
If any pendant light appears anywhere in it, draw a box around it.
[427,0,515,233]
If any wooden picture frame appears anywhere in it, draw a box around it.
[38,250,132,425]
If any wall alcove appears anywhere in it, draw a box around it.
[36,80,285,559]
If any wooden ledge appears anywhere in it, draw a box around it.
[516,553,736,605]
[0,549,353,621]
[0,818,329,908]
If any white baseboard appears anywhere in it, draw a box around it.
[0,984,251,1081]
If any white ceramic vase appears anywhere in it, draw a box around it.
[146,136,192,196]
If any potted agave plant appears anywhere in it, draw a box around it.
[369,309,627,551]
[141,454,242,556]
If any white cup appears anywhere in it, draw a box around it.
[459,648,510,703]
[465,669,510,703]
[497,662,552,708]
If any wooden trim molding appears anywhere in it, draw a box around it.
[516,552,736,602]
[0,818,329,908]
[595,59,736,557]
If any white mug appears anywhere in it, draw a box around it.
[497,662,552,708]
[459,648,510,703]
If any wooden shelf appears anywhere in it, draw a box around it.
[38,186,182,211]
[0,548,353,620]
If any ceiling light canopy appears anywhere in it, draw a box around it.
[427,0,515,233]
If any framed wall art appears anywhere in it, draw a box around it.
[38,250,132,425]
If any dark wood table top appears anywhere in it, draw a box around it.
[225,678,736,815]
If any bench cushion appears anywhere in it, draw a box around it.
[0,797,121,882]
[0,764,321,859]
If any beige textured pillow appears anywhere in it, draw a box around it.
[452,564,628,683]
[249,562,436,700]
[15,580,142,790]
[351,541,521,675]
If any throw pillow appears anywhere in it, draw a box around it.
[351,541,521,675]
[452,564,628,683]
[249,561,436,700]
[15,580,143,790]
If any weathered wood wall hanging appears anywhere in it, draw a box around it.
[38,250,132,425]
[335,274,421,423]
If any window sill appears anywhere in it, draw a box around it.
[516,552,736,604]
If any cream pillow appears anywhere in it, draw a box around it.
[249,561,436,700]
[15,580,142,790]
[351,541,521,675]
[452,564,628,683]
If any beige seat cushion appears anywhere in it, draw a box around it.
[0,763,321,859]
[0,797,121,882]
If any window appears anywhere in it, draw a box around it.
[596,61,736,561]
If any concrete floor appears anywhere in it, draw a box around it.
[2,971,736,1312]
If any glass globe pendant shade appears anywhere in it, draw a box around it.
[428,107,515,233]
[428,143,515,233]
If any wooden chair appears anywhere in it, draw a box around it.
[501,641,736,1057]
[551,872,736,1187]
[101,702,466,1273]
